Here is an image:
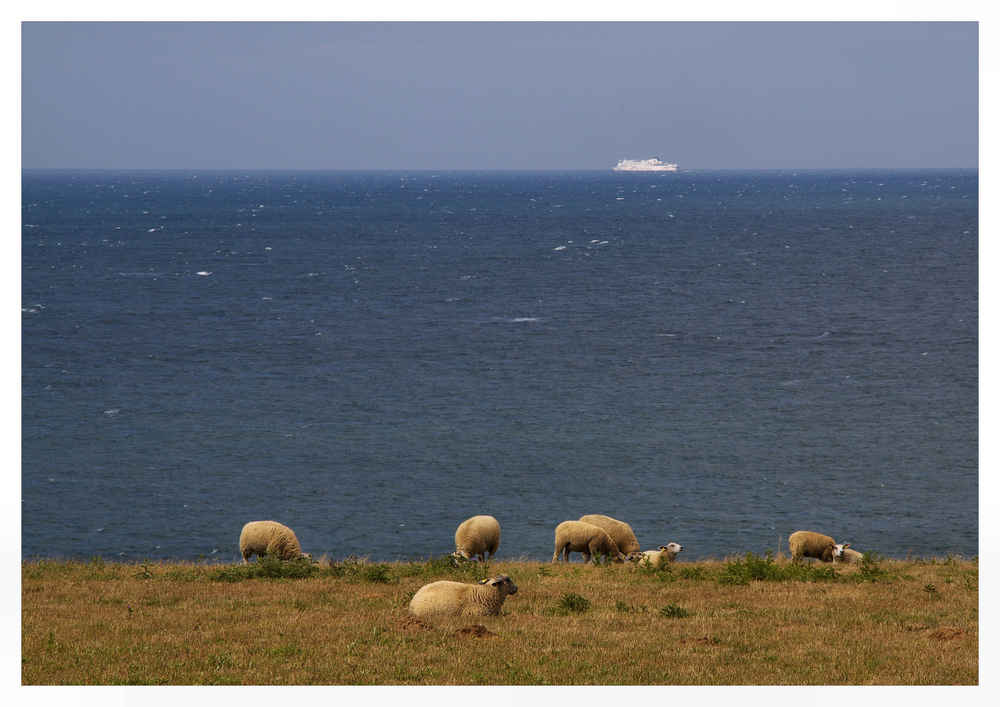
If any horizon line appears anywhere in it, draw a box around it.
[21,166,980,173]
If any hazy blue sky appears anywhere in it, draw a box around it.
[21,21,978,170]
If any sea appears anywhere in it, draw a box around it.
[21,169,979,563]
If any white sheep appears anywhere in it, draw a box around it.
[832,543,864,565]
[552,520,627,564]
[408,574,518,618]
[788,530,837,563]
[633,543,684,567]
[453,515,501,562]
[578,514,641,555]
[239,520,308,562]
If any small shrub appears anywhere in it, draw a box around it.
[391,560,426,578]
[718,550,839,585]
[555,593,591,614]
[679,566,706,580]
[659,603,694,619]
[634,556,675,576]
[962,570,978,591]
[327,556,395,583]
[853,552,889,583]
[404,554,484,582]
[718,550,779,584]
[209,555,319,582]
[358,563,391,584]
[592,553,620,566]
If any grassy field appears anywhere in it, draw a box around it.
[21,552,978,685]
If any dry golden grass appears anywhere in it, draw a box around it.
[21,554,978,685]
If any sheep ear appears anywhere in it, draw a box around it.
[477,578,489,585]
[843,543,851,549]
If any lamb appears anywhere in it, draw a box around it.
[239,520,308,562]
[634,543,684,566]
[408,574,518,618]
[832,543,864,565]
[578,514,641,555]
[453,515,501,562]
[552,520,627,564]
[788,530,837,563]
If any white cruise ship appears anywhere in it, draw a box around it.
[613,158,678,172]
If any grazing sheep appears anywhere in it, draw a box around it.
[832,543,864,565]
[788,530,837,563]
[578,514,641,555]
[408,574,518,618]
[552,520,627,564]
[453,515,501,562]
[633,543,684,566]
[239,520,307,562]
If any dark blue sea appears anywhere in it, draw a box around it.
[21,169,978,563]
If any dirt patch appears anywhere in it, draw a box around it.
[395,616,434,632]
[454,624,496,638]
[928,627,970,641]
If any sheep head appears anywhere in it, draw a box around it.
[478,574,518,596]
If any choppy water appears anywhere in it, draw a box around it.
[21,169,978,562]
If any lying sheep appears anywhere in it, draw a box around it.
[453,515,501,562]
[239,520,308,562]
[408,574,518,618]
[833,543,864,565]
[552,520,627,564]
[633,543,684,567]
[578,514,641,555]
[788,530,837,563]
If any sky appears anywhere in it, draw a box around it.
[20,20,979,171]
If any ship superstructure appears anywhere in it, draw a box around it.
[613,158,678,172]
